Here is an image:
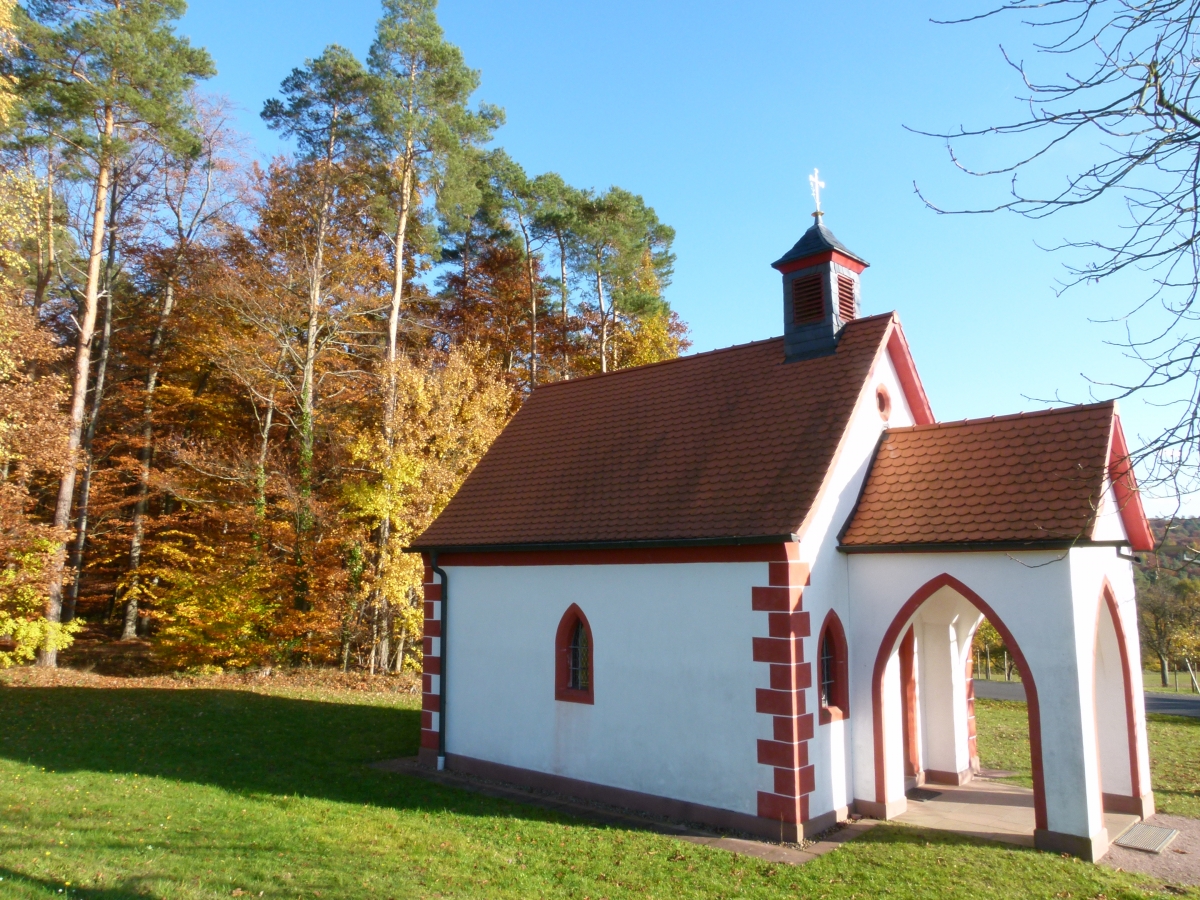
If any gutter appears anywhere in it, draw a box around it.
[406,533,799,556]
[431,552,449,771]
[839,539,1130,554]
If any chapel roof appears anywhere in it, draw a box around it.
[412,313,903,551]
[840,401,1155,552]
[772,222,869,269]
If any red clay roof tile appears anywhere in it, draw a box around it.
[413,315,897,549]
[840,402,1121,548]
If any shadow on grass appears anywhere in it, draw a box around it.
[0,687,554,822]
[0,867,149,898]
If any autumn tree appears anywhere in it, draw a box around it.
[0,9,72,660]
[343,344,512,671]
[0,0,688,674]
[15,0,213,665]
[261,45,372,610]
[118,97,243,639]
[1137,569,1200,684]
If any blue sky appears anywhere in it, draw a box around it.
[180,0,1192,515]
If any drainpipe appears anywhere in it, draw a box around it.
[431,552,449,771]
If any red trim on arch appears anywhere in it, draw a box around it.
[871,573,1047,830]
[1105,416,1154,552]
[885,324,935,426]
[817,610,849,724]
[555,604,594,704]
[1099,580,1143,800]
[899,627,920,777]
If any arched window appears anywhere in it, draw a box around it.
[817,610,849,724]
[555,604,594,704]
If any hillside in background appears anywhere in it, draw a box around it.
[1145,518,1200,576]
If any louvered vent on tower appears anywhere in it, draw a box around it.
[792,274,824,324]
[773,220,869,361]
[837,274,856,321]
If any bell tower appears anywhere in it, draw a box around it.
[771,171,868,361]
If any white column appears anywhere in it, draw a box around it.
[918,618,971,781]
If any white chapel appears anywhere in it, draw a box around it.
[410,214,1156,862]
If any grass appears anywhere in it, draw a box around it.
[0,679,1193,899]
[974,697,1200,819]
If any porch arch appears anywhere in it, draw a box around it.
[1097,579,1145,806]
[871,572,1047,830]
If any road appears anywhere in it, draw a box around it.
[973,679,1200,717]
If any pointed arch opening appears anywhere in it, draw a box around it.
[1095,580,1150,816]
[871,573,1047,831]
[817,610,849,724]
[555,604,594,704]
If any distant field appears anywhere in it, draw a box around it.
[0,671,1192,899]
[1143,667,1200,694]
[974,698,1200,819]
[974,666,1200,697]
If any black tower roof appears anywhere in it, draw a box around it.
[772,221,868,270]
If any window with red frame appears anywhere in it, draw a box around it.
[555,605,594,704]
[818,611,849,724]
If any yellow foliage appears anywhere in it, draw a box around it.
[136,530,285,669]
[613,309,690,369]
[0,133,72,664]
[0,0,15,125]
[0,540,80,667]
[343,344,514,659]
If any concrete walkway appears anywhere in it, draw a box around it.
[895,779,1139,850]
[973,678,1200,717]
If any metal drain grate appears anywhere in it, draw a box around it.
[1114,823,1179,854]
[906,788,943,802]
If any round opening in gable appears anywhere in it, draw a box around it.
[876,385,891,420]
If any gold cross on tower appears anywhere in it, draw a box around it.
[809,168,825,220]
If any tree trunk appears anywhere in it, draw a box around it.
[123,278,177,637]
[394,631,406,674]
[1161,652,1170,687]
[254,385,276,527]
[70,163,120,625]
[377,599,390,677]
[63,279,111,623]
[596,270,608,374]
[514,210,538,390]
[32,162,55,312]
[40,113,114,667]
[558,231,569,379]
[294,133,335,612]
[384,152,413,445]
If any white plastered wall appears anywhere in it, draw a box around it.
[791,344,917,819]
[1068,543,1150,803]
[442,561,769,815]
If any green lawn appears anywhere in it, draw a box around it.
[0,681,1193,899]
[974,697,1200,818]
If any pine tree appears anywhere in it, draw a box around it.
[367,0,500,439]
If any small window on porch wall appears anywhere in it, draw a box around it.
[818,610,849,724]
[555,604,594,704]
